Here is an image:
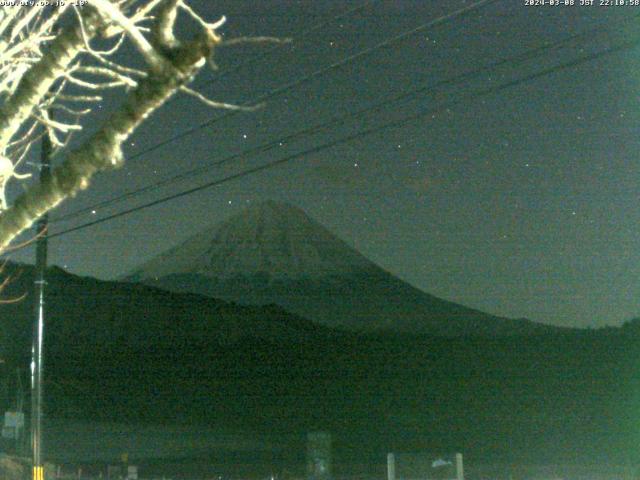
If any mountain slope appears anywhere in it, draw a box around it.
[0,263,331,376]
[126,201,559,336]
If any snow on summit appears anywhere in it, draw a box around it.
[128,201,373,281]
[125,201,559,336]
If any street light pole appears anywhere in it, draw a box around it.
[31,126,51,480]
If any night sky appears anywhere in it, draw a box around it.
[8,0,640,328]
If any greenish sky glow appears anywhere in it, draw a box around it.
[10,0,640,328]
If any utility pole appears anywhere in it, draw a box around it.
[16,367,25,455]
[31,126,51,480]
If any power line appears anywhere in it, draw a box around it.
[54,0,500,223]
[48,37,640,240]
[190,1,377,92]
[52,14,632,225]
[120,0,500,164]
[32,1,377,228]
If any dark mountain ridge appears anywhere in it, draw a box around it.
[0,263,330,363]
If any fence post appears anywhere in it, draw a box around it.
[306,432,332,480]
[455,453,464,480]
[387,453,395,480]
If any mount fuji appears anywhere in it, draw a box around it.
[125,201,557,336]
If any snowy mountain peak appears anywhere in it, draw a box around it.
[125,201,557,336]
[127,201,373,281]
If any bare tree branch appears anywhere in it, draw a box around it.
[180,85,263,111]
[0,1,264,253]
[220,36,292,48]
[0,8,101,153]
[0,30,219,250]
[91,0,166,71]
